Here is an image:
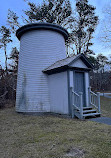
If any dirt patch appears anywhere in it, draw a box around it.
[65,147,85,157]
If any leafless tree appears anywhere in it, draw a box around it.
[101,4,111,47]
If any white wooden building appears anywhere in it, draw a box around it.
[16,23,101,119]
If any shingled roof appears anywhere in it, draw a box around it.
[43,53,93,74]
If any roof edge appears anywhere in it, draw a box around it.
[16,23,69,40]
[43,53,94,75]
[68,53,94,69]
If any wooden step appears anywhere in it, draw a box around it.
[83,112,101,118]
[83,107,92,110]
[83,109,97,114]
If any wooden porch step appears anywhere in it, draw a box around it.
[83,112,101,118]
[83,107,92,110]
[83,109,96,114]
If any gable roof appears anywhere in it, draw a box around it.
[43,53,94,74]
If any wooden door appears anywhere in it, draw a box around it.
[74,72,86,106]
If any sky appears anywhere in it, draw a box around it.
[0,0,111,67]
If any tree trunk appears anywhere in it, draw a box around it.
[78,37,81,54]
[4,47,7,73]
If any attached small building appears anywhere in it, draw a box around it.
[16,23,101,119]
[43,53,93,116]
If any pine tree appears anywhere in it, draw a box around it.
[0,26,12,72]
[70,0,98,55]
[8,47,19,77]
[23,0,73,28]
[97,54,108,67]
[7,47,19,96]
[7,9,20,33]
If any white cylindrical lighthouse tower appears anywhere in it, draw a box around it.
[16,23,68,113]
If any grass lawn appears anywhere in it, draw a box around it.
[0,98,111,158]
[101,96,111,117]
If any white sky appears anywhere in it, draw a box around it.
[0,0,111,66]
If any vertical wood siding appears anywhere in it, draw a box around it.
[16,30,66,112]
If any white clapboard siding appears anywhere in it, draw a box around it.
[16,29,66,112]
[70,58,88,68]
[49,71,69,114]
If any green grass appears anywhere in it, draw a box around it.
[0,104,111,158]
[101,96,111,117]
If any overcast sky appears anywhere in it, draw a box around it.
[0,0,111,66]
